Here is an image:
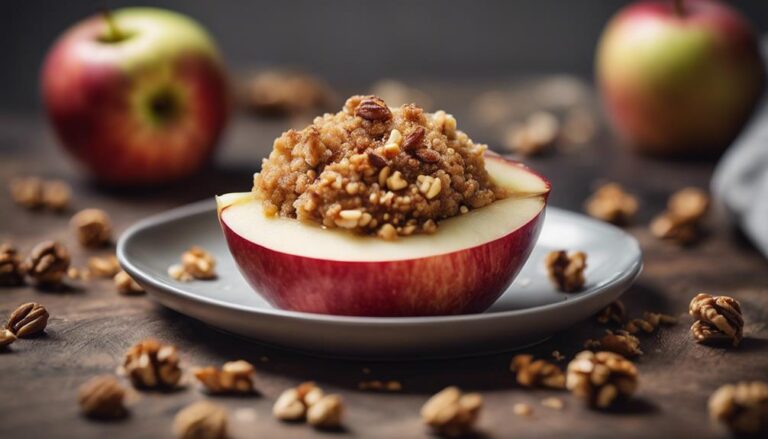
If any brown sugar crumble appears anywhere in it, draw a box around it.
[252,95,504,240]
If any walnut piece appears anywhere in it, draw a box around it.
[503,111,560,156]
[585,183,638,225]
[78,375,127,419]
[358,380,402,392]
[88,255,120,278]
[651,187,710,245]
[70,208,112,248]
[173,401,228,439]
[9,177,44,209]
[650,213,699,245]
[421,386,483,437]
[709,381,768,436]
[194,360,256,394]
[566,351,638,409]
[114,270,145,295]
[0,243,25,286]
[545,250,587,292]
[6,302,49,338]
[513,402,533,416]
[307,394,344,429]
[689,293,743,346]
[273,381,326,422]
[21,241,70,286]
[122,339,182,389]
[42,180,72,211]
[0,328,17,349]
[181,247,217,280]
[510,354,566,389]
[596,300,625,325]
[599,330,642,357]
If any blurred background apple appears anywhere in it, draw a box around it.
[41,7,230,186]
[596,0,765,157]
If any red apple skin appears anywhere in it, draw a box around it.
[42,8,229,186]
[597,0,765,157]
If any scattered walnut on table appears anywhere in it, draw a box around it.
[87,255,120,278]
[122,339,182,390]
[358,380,402,392]
[9,177,44,209]
[545,250,587,292]
[651,187,710,245]
[689,293,744,347]
[42,179,72,211]
[78,375,127,420]
[510,354,566,389]
[70,208,112,248]
[194,360,257,395]
[273,381,325,422]
[114,270,145,295]
[0,328,17,349]
[21,241,70,286]
[173,401,228,439]
[6,302,49,338]
[709,381,768,436]
[513,402,533,417]
[566,350,638,409]
[541,397,565,410]
[0,243,25,286]
[624,318,656,335]
[584,183,638,225]
[421,386,483,437]
[307,394,344,429]
[596,300,625,325]
[503,111,560,156]
[599,330,642,358]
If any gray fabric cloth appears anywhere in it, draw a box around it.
[712,99,768,257]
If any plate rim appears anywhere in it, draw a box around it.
[117,199,643,327]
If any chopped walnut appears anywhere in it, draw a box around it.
[651,187,710,245]
[510,354,566,389]
[689,293,743,347]
[9,177,44,209]
[181,246,217,280]
[358,380,402,392]
[78,375,127,419]
[421,387,483,437]
[709,381,768,436]
[0,328,17,349]
[585,183,638,225]
[307,394,344,429]
[168,264,194,282]
[0,243,25,286]
[503,111,560,156]
[114,270,145,295]
[643,312,678,327]
[541,397,565,410]
[273,381,325,422]
[599,330,642,357]
[122,339,182,389]
[650,213,699,245]
[70,208,112,248]
[21,241,70,286]
[596,300,625,325]
[566,351,638,409]
[42,180,72,211]
[173,401,228,439]
[194,360,256,394]
[88,255,120,278]
[545,250,587,292]
[6,302,49,338]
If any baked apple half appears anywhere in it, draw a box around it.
[217,154,550,317]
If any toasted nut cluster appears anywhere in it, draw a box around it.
[273,382,342,429]
[169,247,217,281]
[510,354,566,389]
[70,208,112,248]
[689,293,743,347]
[244,69,333,117]
[114,270,145,295]
[358,380,403,392]
[21,241,70,286]
[173,401,228,439]
[421,386,483,437]
[709,381,768,436]
[651,188,710,245]
[122,339,182,389]
[596,300,625,325]
[6,302,49,338]
[599,330,642,357]
[88,255,121,278]
[194,360,256,394]
[566,351,638,409]
[9,177,72,211]
[0,243,25,286]
[585,183,638,225]
[545,250,587,292]
[0,328,17,349]
[78,375,127,419]
[503,111,560,156]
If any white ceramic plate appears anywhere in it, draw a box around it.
[117,201,641,359]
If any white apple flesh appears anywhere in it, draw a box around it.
[218,155,550,317]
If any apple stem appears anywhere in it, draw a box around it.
[102,9,124,42]
[673,0,685,17]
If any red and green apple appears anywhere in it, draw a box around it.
[42,8,230,186]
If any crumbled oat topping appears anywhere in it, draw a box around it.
[545,250,587,292]
[510,354,566,389]
[689,293,744,347]
[194,360,257,394]
[421,386,483,437]
[70,208,112,248]
[566,351,638,409]
[78,375,127,419]
[253,95,502,240]
[709,381,768,436]
[173,401,228,439]
[585,183,638,225]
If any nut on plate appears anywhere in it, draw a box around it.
[21,241,70,286]
[181,246,217,280]
[173,401,228,439]
[78,375,127,419]
[70,208,112,248]
[114,270,145,295]
[421,386,483,437]
[0,243,25,286]
[510,354,566,389]
[566,350,638,409]
[585,183,638,225]
[709,381,768,436]
[194,360,256,394]
[689,293,744,346]
[545,250,587,292]
[6,302,49,338]
[122,339,182,389]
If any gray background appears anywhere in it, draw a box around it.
[3,0,768,113]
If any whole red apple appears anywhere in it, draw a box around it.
[42,8,230,186]
[597,0,765,157]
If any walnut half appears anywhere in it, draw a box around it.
[122,339,182,389]
[78,375,127,419]
[173,401,227,439]
[545,250,587,292]
[421,386,483,437]
[194,360,257,394]
[566,350,638,409]
[709,381,768,436]
[689,293,744,347]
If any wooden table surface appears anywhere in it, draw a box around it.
[1,79,767,439]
